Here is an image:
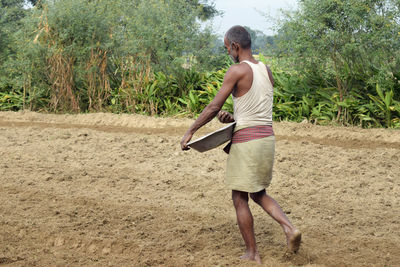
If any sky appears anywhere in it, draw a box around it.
[210,0,298,37]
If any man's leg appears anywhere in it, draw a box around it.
[249,189,301,253]
[232,190,262,264]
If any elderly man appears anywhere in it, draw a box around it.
[180,25,301,264]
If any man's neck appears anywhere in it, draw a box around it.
[238,50,255,63]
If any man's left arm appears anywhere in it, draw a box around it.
[266,65,274,87]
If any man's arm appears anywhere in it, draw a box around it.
[266,65,274,87]
[180,65,242,150]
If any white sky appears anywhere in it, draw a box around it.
[210,0,298,37]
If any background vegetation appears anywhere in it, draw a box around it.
[1,0,399,128]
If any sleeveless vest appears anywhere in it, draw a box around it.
[232,60,273,127]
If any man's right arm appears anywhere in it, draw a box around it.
[180,65,242,150]
[185,65,241,132]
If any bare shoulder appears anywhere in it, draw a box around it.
[225,63,251,79]
[228,63,249,73]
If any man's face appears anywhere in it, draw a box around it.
[224,37,239,63]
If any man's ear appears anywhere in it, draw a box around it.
[231,42,239,51]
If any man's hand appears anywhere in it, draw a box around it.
[217,110,234,123]
[180,131,193,150]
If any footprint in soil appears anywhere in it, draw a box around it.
[281,247,316,266]
[0,258,14,264]
[0,257,24,264]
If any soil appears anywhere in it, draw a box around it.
[0,111,399,266]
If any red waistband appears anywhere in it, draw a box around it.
[231,125,274,144]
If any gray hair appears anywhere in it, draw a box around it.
[225,25,251,49]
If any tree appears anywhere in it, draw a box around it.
[276,0,400,123]
[0,0,26,58]
[26,0,38,5]
[0,0,29,91]
[6,0,223,111]
[187,0,220,21]
[242,26,275,54]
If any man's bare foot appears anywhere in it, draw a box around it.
[286,229,302,253]
[240,251,262,264]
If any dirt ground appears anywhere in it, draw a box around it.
[0,111,399,267]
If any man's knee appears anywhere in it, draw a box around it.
[250,190,265,204]
[232,190,249,208]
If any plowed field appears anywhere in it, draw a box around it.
[0,111,399,266]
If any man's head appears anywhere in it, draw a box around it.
[224,26,252,63]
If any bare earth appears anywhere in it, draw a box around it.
[0,111,399,267]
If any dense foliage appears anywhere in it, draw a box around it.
[0,0,226,112]
[275,0,400,127]
[1,0,400,128]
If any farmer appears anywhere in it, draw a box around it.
[180,25,301,264]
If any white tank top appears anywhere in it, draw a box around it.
[233,60,273,127]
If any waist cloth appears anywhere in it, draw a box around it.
[225,125,275,193]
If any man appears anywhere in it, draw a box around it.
[180,25,301,264]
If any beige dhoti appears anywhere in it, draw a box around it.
[225,135,275,193]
